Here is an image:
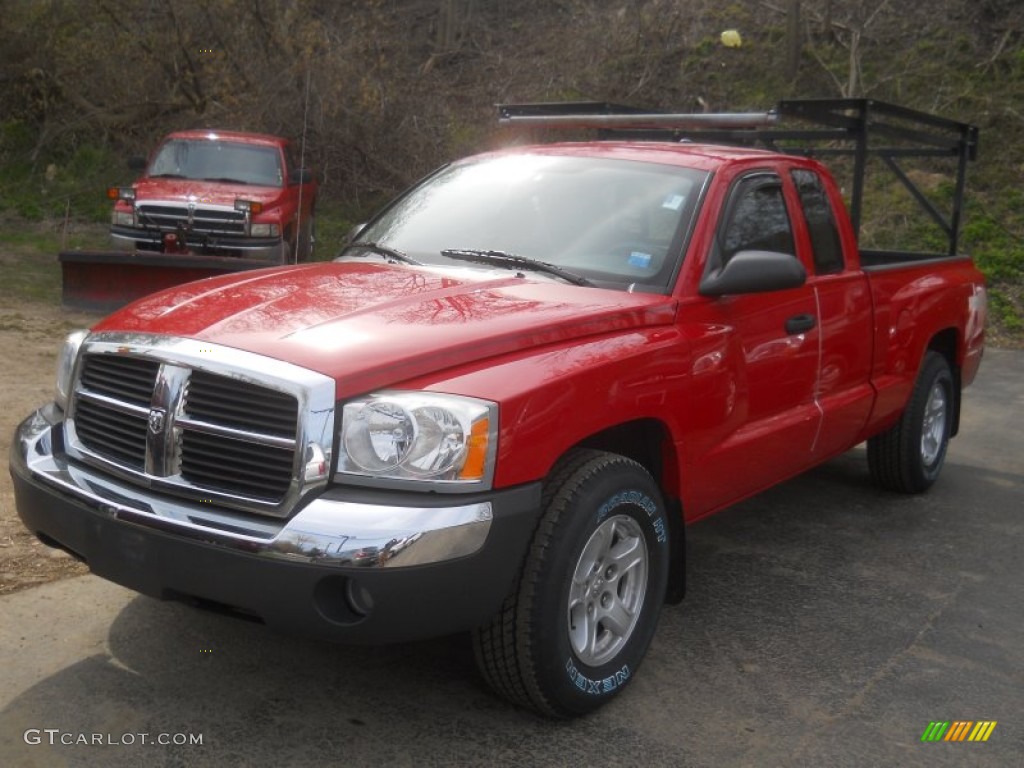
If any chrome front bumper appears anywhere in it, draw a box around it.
[110,228,287,260]
[14,405,493,569]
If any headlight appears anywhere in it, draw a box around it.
[55,330,89,410]
[251,223,280,237]
[336,392,497,490]
[111,210,135,227]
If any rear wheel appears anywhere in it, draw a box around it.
[472,449,670,718]
[868,350,954,493]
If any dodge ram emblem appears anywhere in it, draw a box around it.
[148,408,166,434]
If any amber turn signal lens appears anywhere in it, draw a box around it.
[459,417,491,481]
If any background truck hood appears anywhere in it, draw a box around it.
[133,178,281,207]
[92,262,677,397]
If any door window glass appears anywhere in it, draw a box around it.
[720,175,794,264]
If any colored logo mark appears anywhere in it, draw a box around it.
[921,721,997,742]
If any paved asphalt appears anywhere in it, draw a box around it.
[1,349,1021,767]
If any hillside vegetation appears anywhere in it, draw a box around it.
[1,0,1021,342]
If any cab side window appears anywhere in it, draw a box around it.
[720,174,794,265]
[792,169,844,274]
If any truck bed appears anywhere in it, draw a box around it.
[859,249,974,271]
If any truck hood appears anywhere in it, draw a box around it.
[92,262,677,397]
[133,178,281,207]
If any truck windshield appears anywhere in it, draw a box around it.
[353,154,708,292]
[148,139,284,187]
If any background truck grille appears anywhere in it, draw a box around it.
[136,203,246,235]
[72,353,300,508]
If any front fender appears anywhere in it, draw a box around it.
[400,326,691,491]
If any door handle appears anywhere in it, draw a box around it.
[785,313,816,335]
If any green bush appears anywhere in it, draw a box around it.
[0,120,122,223]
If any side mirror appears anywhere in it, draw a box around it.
[128,155,147,172]
[699,250,806,296]
[289,167,315,185]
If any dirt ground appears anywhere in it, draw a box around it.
[0,299,100,594]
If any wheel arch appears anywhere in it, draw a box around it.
[926,327,962,437]
[573,418,686,604]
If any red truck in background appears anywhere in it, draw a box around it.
[12,100,986,719]
[109,129,317,263]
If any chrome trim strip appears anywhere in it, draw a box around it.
[173,415,296,449]
[75,389,149,417]
[149,363,189,476]
[138,199,242,214]
[18,409,492,569]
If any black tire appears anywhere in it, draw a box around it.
[867,350,954,493]
[472,449,670,718]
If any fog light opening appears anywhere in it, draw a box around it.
[313,575,372,626]
[346,578,375,617]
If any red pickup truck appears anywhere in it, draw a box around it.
[12,100,985,718]
[109,129,317,262]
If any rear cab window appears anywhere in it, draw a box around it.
[791,168,845,275]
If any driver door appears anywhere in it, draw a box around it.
[683,170,822,515]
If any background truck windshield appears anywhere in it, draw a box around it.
[148,139,284,187]
[358,154,708,292]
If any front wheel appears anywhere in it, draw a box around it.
[473,449,670,718]
[868,350,954,493]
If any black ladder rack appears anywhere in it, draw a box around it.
[497,99,979,256]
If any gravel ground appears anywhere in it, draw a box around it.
[0,298,99,594]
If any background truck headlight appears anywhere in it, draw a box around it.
[250,223,280,237]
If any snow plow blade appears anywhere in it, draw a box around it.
[59,251,275,312]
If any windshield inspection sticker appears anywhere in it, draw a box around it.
[628,251,652,269]
[662,194,685,210]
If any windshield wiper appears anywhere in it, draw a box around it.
[148,173,186,179]
[342,241,423,266]
[440,248,591,287]
[201,176,254,185]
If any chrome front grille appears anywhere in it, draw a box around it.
[136,203,246,235]
[79,354,160,406]
[66,336,335,517]
[178,371,298,499]
[72,395,149,470]
[73,355,160,469]
[180,431,295,498]
[185,370,297,437]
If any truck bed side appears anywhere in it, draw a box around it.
[859,253,986,442]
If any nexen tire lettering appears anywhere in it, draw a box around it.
[565,657,631,695]
[597,490,667,543]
